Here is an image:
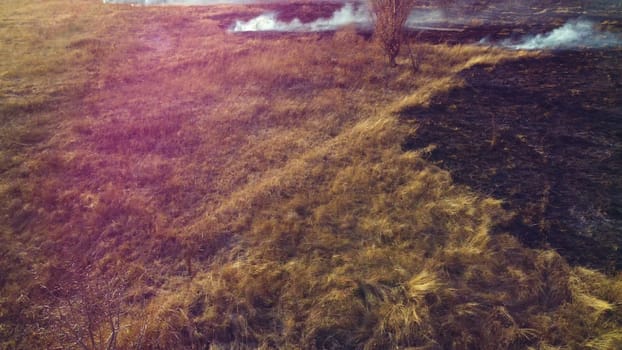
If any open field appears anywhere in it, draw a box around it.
[1,0,622,349]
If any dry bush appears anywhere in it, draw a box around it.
[369,0,417,66]
[42,268,127,350]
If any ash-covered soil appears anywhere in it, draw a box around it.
[401,49,622,272]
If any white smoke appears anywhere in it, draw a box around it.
[406,9,448,28]
[231,4,457,33]
[503,19,622,50]
[231,3,370,32]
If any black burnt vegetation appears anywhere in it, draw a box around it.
[401,49,622,271]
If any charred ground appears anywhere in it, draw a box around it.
[401,49,622,271]
[401,2,622,272]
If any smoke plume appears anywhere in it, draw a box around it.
[406,9,448,28]
[231,4,455,32]
[231,3,370,32]
[502,19,622,50]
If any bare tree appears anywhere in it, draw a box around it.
[43,268,126,350]
[369,0,417,67]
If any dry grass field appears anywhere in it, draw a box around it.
[1,0,621,349]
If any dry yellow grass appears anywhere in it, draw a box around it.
[1,0,621,349]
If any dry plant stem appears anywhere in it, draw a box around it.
[406,40,420,73]
[370,0,416,66]
[490,113,497,148]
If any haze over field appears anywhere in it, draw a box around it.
[501,19,622,49]
[231,2,370,31]
[104,0,622,49]
[231,4,622,50]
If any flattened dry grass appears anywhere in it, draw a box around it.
[1,1,621,349]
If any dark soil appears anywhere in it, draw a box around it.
[400,49,622,272]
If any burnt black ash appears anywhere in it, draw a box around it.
[401,50,622,272]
